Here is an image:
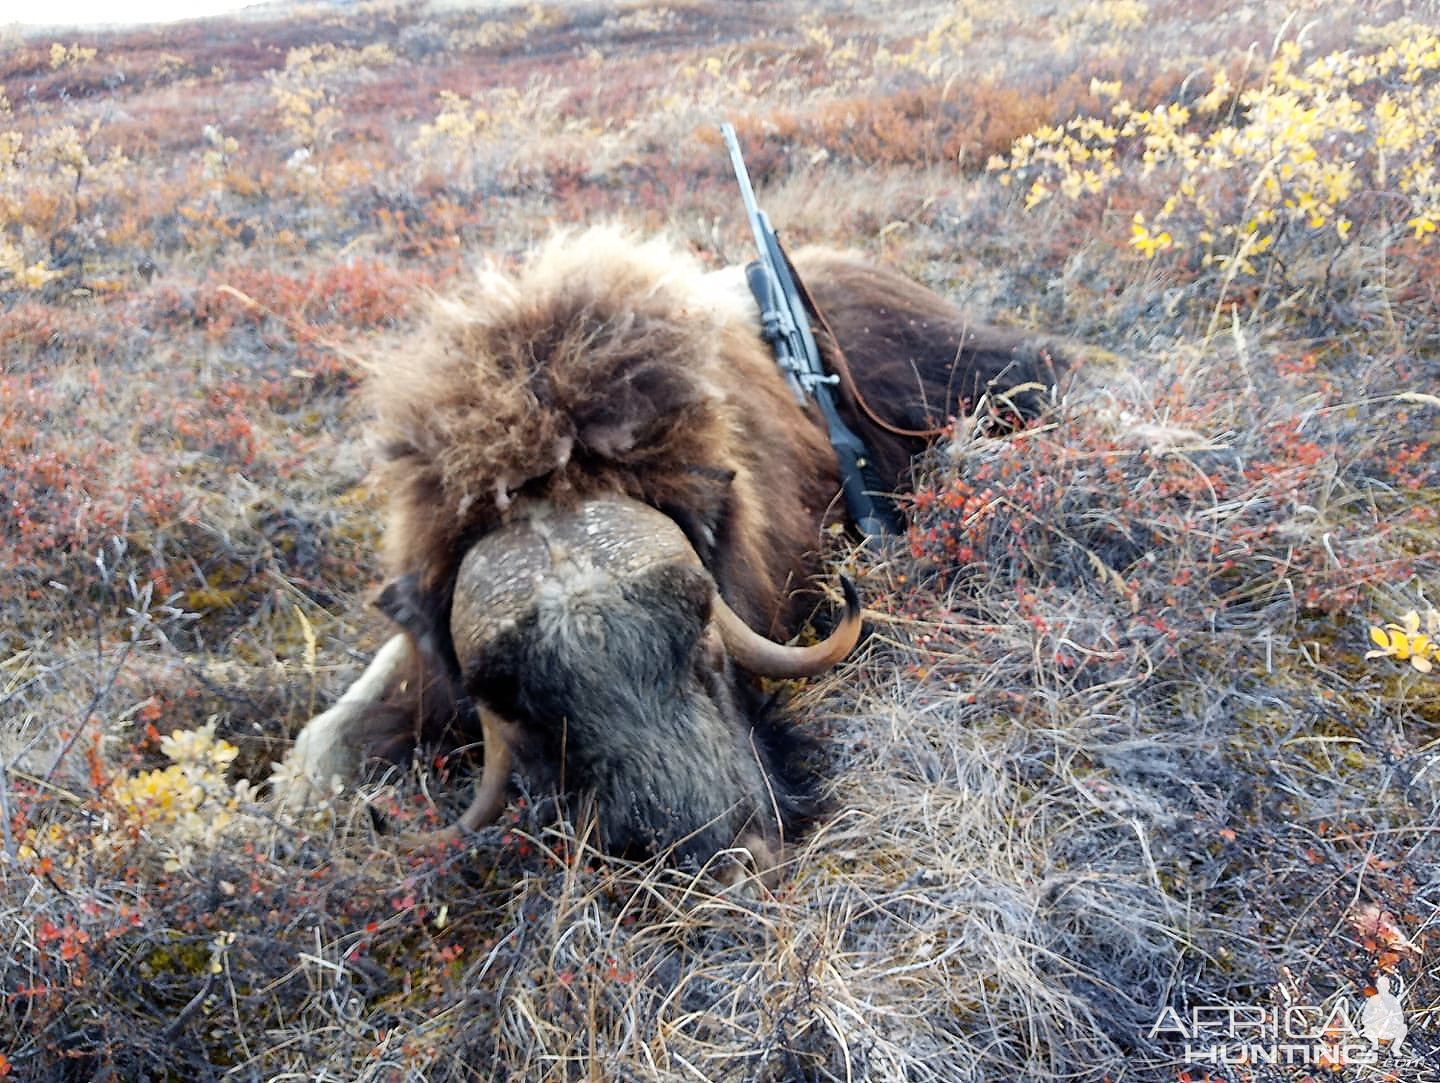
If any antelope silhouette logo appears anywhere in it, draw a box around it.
[1360,975,1407,1055]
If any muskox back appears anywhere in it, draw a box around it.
[791,249,1066,490]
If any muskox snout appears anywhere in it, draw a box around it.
[438,494,859,870]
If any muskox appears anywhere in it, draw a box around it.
[278,226,1066,879]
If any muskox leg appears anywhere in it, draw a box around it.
[275,632,412,810]
[732,831,784,891]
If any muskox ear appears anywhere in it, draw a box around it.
[374,574,457,673]
[658,465,736,569]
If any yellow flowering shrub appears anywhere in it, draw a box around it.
[446,4,556,51]
[409,89,512,153]
[266,43,396,150]
[800,20,863,72]
[107,722,244,868]
[874,1,1149,80]
[0,241,59,289]
[989,20,1440,285]
[200,123,241,182]
[880,9,975,77]
[14,724,246,876]
[407,81,582,187]
[48,42,98,70]
[0,119,132,291]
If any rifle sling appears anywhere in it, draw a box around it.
[779,246,948,443]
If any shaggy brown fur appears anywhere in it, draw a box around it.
[792,248,1068,490]
[285,226,1071,870]
[371,228,839,638]
[372,233,1069,636]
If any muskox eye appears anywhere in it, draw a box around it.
[459,630,527,724]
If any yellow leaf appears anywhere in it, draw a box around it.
[1389,630,1413,659]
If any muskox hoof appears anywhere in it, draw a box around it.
[273,633,413,814]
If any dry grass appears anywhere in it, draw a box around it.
[3,0,1440,1080]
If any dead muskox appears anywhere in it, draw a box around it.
[278,226,1066,879]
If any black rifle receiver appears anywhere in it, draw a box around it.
[720,122,899,537]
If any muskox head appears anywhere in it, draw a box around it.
[419,493,859,875]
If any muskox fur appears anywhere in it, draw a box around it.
[374,228,838,637]
[790,248,1067,488]
[285,225,1068,874]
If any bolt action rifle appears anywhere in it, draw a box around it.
[720,122,899,537]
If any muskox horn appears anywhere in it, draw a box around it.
[448,495,703,649]
[711,577,862,678]
[421,494,861,847]
[419,495,704,844]
[402,702,522,848]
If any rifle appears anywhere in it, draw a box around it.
[720,122,899,537]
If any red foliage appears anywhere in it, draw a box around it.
[902,353,1420,684]
[0,370,186,587]
[193,259,433,335]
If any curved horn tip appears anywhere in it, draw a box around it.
[824,573,864,665]
[713,577,862,679]
[396,706,519,852]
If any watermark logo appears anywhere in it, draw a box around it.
[1150,979,1412,1068]
[1360,975,1407,1054]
